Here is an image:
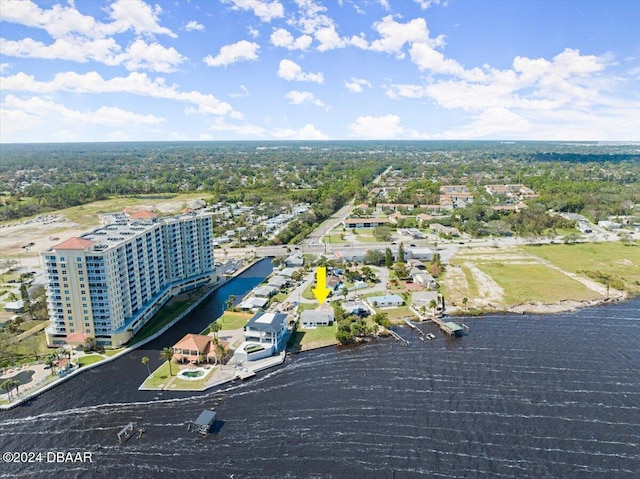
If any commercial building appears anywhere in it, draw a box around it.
[41,210,216,348]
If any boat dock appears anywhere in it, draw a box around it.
[403,317,425,340]
[386,328,409,345]
[431,316,465,337]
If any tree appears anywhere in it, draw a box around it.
[373,226,392,242]
[371,312,389,328]
[384,247,393,267]
[160,347,174,376]
[20,282,33,319]
[363,249,385,266]
[209,322,221,339]
[2,378,20,401]
[214,342,227,365]
[23,334,42,361]
[462,297,468,310]
[398,242,405,263]
[393,262,410,280]
[225,295,236,312]
[45,354,57,376]
[428,299,437,317]
[141,356,150,376]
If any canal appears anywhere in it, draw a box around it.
[12,257,274,414]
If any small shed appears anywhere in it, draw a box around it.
[194,409,217,435]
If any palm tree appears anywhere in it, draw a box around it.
[2,380,15,400]
[462,297,468,310]
[209,322,221,339]
[159,347,174,376]
[428,299,437,318]
[45,354,57,376]
[141,356,150,376]
[224,295,236,312]
[214,343,227,365]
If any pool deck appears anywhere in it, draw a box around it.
[138,352,286,392]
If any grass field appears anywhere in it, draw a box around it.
[49,193,208,227]
[129,299,192,345]
[215,311,252,331]
[141,361,173,389]
[77,355,104,367]
[288,323,338,351]
[525,242,640,293]
[477,262,600,305]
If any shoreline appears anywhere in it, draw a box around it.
[0,259,261,411]
[447,292,630,317]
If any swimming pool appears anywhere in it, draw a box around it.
[176,368,207,380]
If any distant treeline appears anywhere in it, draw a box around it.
[1,141,638,228]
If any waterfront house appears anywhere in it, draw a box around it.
[244,311,289,350]
[253,285,278,298]
[267,275,289,289]
[285,254,304,267]
[411,291,440,311]
[236,296,269,311]
[172,333,216,363]
[368,294,404,308]
[342,300,370,316]
[300,308,335,328]
[234,311,290,363]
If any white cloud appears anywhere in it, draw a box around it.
[414,0,447,9]
[441,108,530,139]
[229,85,250,98]
[0,37,122,65]
[0,94,165,142]
[123,39,186,72]
[270,28,312,50]
[277,59,323,83]
[104,0,176,38]
[272,124,329,140]
[284,90,326,107]
[185,20,205,31]
[344,78,372,93]
[0,36,185,73]
[368,15,444,58]
[0,63,10,73]
[248,26,260,38]
[0,71,240,117]
[349,114,404,139]
[225,0,284,22]
[210,117,267,136]
[204,40,260,67]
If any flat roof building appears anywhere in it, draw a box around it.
[40,210,216,348]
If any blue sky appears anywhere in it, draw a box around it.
[1,0,639,143]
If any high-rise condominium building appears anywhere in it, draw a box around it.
[40,210,216,348]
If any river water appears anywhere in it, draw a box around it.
[1,259,638,478]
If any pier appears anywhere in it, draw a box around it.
[431,316,464,337]
[386,328,409,345]
[403,317,424,340]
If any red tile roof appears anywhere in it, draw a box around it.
[53,237,96,250]
[66,331,90,344]
[129,210,158,219]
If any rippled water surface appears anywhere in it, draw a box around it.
[1,283,638,478]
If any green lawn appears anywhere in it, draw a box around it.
[382,306,418,323]
[129,299,192,345]
[103,348,124,357]
[170,367,217,390]
[216,311,252,330]
[322,233,345,244]
[524,242,640,293]
[288,323,338,351]
[477,262,600,305]
[77,354,105,367]
[141,361,174,389]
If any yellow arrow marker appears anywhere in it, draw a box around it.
[311,266,331,304]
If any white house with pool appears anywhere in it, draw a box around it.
[233,311,290,363]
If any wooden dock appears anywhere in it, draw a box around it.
[386,328,409,345]
[431,316,464,337]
